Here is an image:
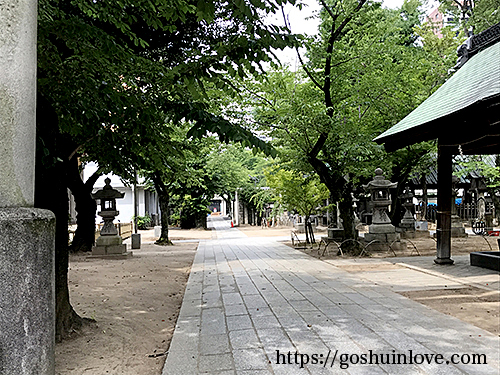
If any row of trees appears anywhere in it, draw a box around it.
[238,0,499,239]
[36,0,498,342]
[36,0,302,341]
[230,0,455,239]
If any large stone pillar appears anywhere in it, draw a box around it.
[435,143,454,265]
[0,0,37,206]
[0,1,56,374]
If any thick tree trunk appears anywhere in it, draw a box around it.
[67,157,101,252]
[152,172,172,245]
[338,183,356,240]
[35,95,88,342]
[157,192,171,243]
[304,215,311,244]
[224,195,232,217]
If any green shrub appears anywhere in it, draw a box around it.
[133,215,152,230]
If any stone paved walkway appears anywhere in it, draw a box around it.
[162,216,499,375]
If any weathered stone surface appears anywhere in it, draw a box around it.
[95,234,123,246]
[0,0,38,208]
[0,208,55,375]
[106,244,128,254]
[92,243,129,256]
[451,215,467,237]
[91,245,107,255]
[451,226,468,237]
[369,223,397,234]
[365,232,401,243]
[131,233,141,249]
[93,233,130,257]
[154,226,162,238]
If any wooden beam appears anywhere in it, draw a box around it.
[435,142,454,264]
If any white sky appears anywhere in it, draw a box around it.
[272,0,439,66]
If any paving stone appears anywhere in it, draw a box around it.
[269,303,297,318]
[221,285,239,293]
[229,328,262,349]
[198,353,234,373]
[251,314,281,329]
[201,307,226,335]
[225,303,248,316]
[200,333,231,355]
[162,349,198,375]
[276,314,308,330]
[232,348,270,371]
[238,283,260,296]
[247,306,275,317]
[238,370,273,375]
[204,284,220,293]
[302,365,351,375]
[227,314,253,331]
[289,299,318,312]
[243,294,269,308]
[257,328,294,353]
[178,299,203,317]
[344,366,388,374]
[270,364,312,375]
[223,292,244,306]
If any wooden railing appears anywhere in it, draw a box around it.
[94,222,133,240]
[414,203,495,223]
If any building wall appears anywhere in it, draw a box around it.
[427,7,445,38]
[84,162,159,225]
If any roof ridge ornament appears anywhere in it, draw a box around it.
[454,22,500,70]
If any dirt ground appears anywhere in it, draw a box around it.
[56,224,499,374]
[56,241,199,375]
[400,287,499,335]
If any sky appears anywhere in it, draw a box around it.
[272,0,439,66]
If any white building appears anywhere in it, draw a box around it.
[83,162,160,225]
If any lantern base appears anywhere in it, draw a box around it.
[92,234,131,258]
[368,223,397,234]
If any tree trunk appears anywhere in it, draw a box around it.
[152,172,172,245]
[304,215,311,244]
[338,183,356,240]
[224,195,232,217]
[35,94,88,342]
[67,157,101,252]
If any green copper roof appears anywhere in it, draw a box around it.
[374,41,500,144]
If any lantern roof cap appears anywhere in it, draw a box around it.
[363,168,397,190]
[92,177,125,200]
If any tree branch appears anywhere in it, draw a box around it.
[319,0,338,23]
[85,170,102,190]
[331,0,368,43]
[324,0,368,107]
[309,132,329,159]
[279,4,324,91]
[242,84,276,109]
[296,51,323,90]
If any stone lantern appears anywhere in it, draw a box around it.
[399,185,416,237]
[91,177,131,257]
[363,168,403,249]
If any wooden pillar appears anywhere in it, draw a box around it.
[435,143,454,264]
